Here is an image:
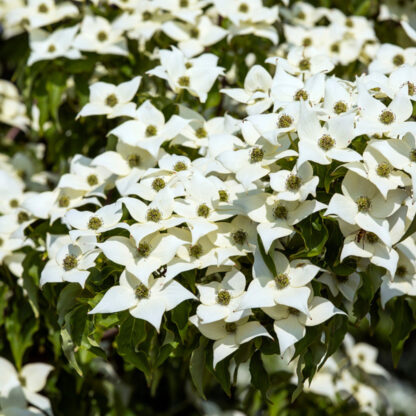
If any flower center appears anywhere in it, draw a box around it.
[286,174,302,191]
[218,190,229,202]
[410,148,416,162]
[250,147,264,163]
[105,94,118,107]
[173,161,187,172]
[408,82,415,96]
[17,211,29,224]
[88,216,102,230]
[294,89,308,101]
[217,290,231,305]
[38,3,48,13]
[379,110,395,125]
[185,62,193,69]
[356,196,371,212]
[273,204,288,220]
[366,232,379,244]
[298,59,310,71]
[63,254,78,271]
[345,18,354,27]
[288,307,300,316]
[180,0,188,7]
[278,114,293,129]
[178,76,190,87]
[48,44,56,53]
[128,154,140,167]
[232,229,247,245]
[9,199,18,208]
[152,177,166,192]
[147,208,162,222]
[97,31,108,42]
[0,238,3,246]
[396,265,407,277]
[330,43,340,53]
[197,203,210,218]
[58,195,70,208]
[239,3,249,12]
[225,322,237,333]
[145,125,157,137]
[274,273,289,288]
[190,28,199,38]
[87,174,99,186]
[302,37,312,47]
[138,242,151,257]
[318,134,335,151]
[376,161,393,177]
[142,11,152,21]
[333,101,347,114]
[135,283,149,299]
[392,54,405,66]
[189,244,202,258]
[195,127,207,138]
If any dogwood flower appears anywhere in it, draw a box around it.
[369,43,416,74]
[90,270,195,331]
[77,77,142,119]
[189,315,272,367]
[196,269,248,324]
[318,271,361,303]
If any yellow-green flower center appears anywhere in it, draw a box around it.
[392,54,405,66]
[232,229,247,245]
[278,114,293,129]
[197,203,210,218]
[217,290,231,305]
[294,88,308,101]
[376,161,393,177]
[275,273,289,288]
[218,190,229,202]
[38,3,48,13]
[9,199,19,208]
[88,216,102,230]
[17,211,29,224]
[152,177,166,192]
[356,196,371,212]
[138,242,151,257]
[396,265,407,277]
[145,125,157,137]
[239,3,249,12]
[273,204,288,220]
[225,322,237,333]
[87,174,99,186]
[178,76,190,87]
[250,147,264,163]
[379,110,395,125]
[189,244,202,258]
[286,174,302,191]
[303,37,312,47]
[147,208,162,222]
[135,283,149,299]
[173,161,187,172]
[97,31,108,42]
[366,232,379,244]
[128,154,141,167]
[48,44,56,53]
[298,59,310,71]
[58,195,70,208]
[333,100,347,114]
[63,255,78,271]
[318,134,335,151]
[105,94,118,107]
[195,127,207,138]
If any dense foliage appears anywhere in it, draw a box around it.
[1,0,416,415]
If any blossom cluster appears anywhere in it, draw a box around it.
[1,0,416,412]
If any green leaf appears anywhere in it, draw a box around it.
[61,327,83,376]
[257,235,277,275]
[292,214,328,258]
[249,351,269,400]
[190,337,208,399]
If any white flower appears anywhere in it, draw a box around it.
[264,296,345,355]
[239,249,320,315]
[90,270,195,332]
[77,77,142,119]
[269,162,319,202]
[189,315,272,367]
[147,47,224,102]
[28,25,81,66]
[369,43,416,74]
[196,269,248,324]
[318,271,361,303]
[73,15,128,56]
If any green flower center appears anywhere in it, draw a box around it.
[239,3,249,12]
[218,190,229,202]
[142,11,152,21]
[275,273,289,288]
[393,54,405,66]
[63,254,78,271]
[379,110,395,125]
[298,59,310,71]
[345,18,354,28]
[225,322,237,333]
[296,11,306,20]
[105,94,118,107]
[97,31,108,42]
[288,307,300,316]
[286,174,302,191]
[197,203,210,218]
[135,283,149,299]
[88,216,102,230]
[318,134,335,151]
[17,211,29,224]
[273,204,288,220]
[376,161,393,177]
[38,3,48,13]
[408,82,415,96]
[410,148,416,162]
[9,199,19,208]
[232,229,247,245]
[128,154,141,167]
[48,44,56,53]
[87,174,99,186]
[294,89,308,101]
[396,265,407,277]
[278,114,293,129]
[190,28,199,38]
[152,177,166,192]
[138,242,151,257]
[58,195,70,208]
[173,161,187,172]
[178,76,190,87]
[185,62,193,69]
[366,232,379,244]
[250,147,264,163]
[303,37,312,47]
[217,290,231,305]
[180,0,188,7]
[147,208,162,222]
[0,238,3,246]
[356,196,371,212]
[189,244,202,258]
[195,127,207,138]
[333,100,347,114]
[145,125,157,137]
[330,43,340,53]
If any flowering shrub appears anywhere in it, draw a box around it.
[1,0,416,414]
